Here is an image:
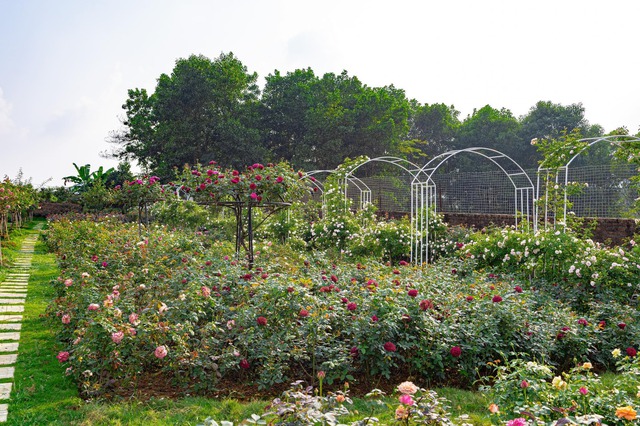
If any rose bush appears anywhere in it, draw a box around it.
[45,214,640,399]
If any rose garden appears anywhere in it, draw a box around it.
[4,133,640,425]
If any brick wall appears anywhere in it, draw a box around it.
[442,213,638,246]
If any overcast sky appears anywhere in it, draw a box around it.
[1,0,639,186]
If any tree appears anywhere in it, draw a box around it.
[407,102,460,158]
[262,69,411,171]
[518,101,603,165]
[455,105,522,167]
[109,53,266,179]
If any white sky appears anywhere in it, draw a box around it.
[1,0,639,186]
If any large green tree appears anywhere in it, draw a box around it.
[261,69,410,170]
[518,101,603,165]
[407,102,460,158]
[110,53,266,178]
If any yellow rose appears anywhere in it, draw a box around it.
[395,405,409,420]
[552,376,567,390]
[582,362,593,370]
[612,348,622,358]
[616,406,637,420]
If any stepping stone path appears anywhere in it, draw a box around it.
[0,226,40,422]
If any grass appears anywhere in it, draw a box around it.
[3,219,495,425]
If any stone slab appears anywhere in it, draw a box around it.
[0,307,23,313]
[0,315,22,322]
[0,367,14,380]
[0,383,11,400]
[0,343,18,352]
[0,403,7,422]
[0,333,20,341]
[0,294,26,298]
[0,299,25,304]
[0,324,21,331]
[0,354,17,365]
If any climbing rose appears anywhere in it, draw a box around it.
[154,345,168,359]
[383,342,397,352]
[450,346,462,357]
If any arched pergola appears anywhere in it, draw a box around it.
[341,156,429,212]
[535,135,640,231]
[411,147,535,265]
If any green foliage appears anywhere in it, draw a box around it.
[110,53,265,178]
[483,355,640,425]
[462,225,640,310]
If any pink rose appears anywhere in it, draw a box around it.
[398,394,414,406]
[201,286,211,298]
[88,303,99,311]
[154,345,168,359]
[61,314,71,324]
[128,313,139,325]
[111,331,124,344]
[57,351,70,363]
[64,279,73,287]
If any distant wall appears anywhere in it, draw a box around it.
[442,213,638,246]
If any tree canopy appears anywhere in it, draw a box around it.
[109,52,620,177]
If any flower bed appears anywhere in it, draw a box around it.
[45,216,640,401]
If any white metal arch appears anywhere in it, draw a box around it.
[304,169,374,213]
[341,156,431,212]
[535,134,640,231]
[411,147,535,265]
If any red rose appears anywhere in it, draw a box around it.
[492,295,503,303]
[257,316,267,326]
[383,342,397,352]
[514,286,523,293]
[627,347,637,357]
[419,299,434,310]
[618,322,627,330]
[299,309,309,317]
[450,346,462,357]
[408,289,418,298]
[239,359,250,369]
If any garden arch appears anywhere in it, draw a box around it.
[411,147,535,265]
[341,156,429,212]
[535,135,640,232]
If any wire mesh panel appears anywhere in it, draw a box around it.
[566,163,637,218]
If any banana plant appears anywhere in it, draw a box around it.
[63,163,114,192]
